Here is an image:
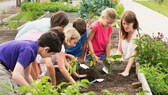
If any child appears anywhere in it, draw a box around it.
[15,11,69,39]
[17,28,65,86]
[15,11,69,85]
[17,27,86,84]
[55,28,87,84]
[117,10,140,76]
[88,8,117,63]
[65,18,88,63]
[0,32,64,94]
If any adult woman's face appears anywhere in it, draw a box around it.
[122,19,134,32]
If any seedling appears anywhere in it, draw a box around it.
[68,57,78,75]
[103,54,123,74]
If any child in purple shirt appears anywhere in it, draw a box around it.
[0,31,64,94]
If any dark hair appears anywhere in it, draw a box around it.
[49,27,65,45]
[120,10,139,39]
[50,11,69,28]
[38,32,64,52]
[73,18,86,35]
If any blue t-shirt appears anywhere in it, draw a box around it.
[15,18,51,40]
[65,31,88,57]
[0,40,38,71]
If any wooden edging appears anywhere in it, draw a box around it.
[135,63,153,95]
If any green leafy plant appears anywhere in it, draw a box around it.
[17,76,95,95]
[135,34,168,66]
[6,2,78,29]
[67,57,78,75]
[87,52,97,67]
[135,34,168,94]
[115,4,124,19]
[101,89,128,95]
[139,63,168,94]
[103,54,122,74]
[78,0,116,20]
[0,81,15,95]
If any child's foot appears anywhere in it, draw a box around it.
[118,71,129,77]
[78,74,87,78]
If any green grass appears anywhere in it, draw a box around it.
[134,0,168,17]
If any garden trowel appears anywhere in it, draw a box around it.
[78,62,89,69]
[90,78,104,84]
[100,62,108,74]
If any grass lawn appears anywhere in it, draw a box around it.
[134,0,168,17]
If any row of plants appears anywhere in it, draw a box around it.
[5,2,78,29]
[78,0,124,25]
[0,55,145,95]
[1,76,143,95]
[50,0,71,3]
[135,34,168,94]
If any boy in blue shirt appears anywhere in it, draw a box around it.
[65,18,87,63]
[0,31,64,94]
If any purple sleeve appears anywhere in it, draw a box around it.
[17,49,34,68]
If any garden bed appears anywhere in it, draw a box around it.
[56,62,142,95]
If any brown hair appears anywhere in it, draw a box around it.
[49,27,65,45]
[101,8,117,21]
[120,10,139,39]
[50,11,69,28]
[73,18,87,35]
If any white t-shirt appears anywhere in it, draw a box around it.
[121,30,139,60]
[15,18,51,39]
[36,45,65,64]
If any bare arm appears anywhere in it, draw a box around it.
[31,60,39,80]
[56,52,76,84]
[44,57,56,86]
[12,62,31,86]
[88,29,100,62]
[24,64,33,84]
[65,53,75,61]
[106,33,112,57]
[78,41,87,63]
[117,31,123,54]
[120,46,138,76]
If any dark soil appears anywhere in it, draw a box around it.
[56,62,141,95]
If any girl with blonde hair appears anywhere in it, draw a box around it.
[88,8,117,63]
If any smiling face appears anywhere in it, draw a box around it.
[120,11,139,39]
[122,19,134,33]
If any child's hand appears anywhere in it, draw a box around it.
[78,57,84,64]
[36,74,43,79]
[77,74,87,78]
[94,56,101,63]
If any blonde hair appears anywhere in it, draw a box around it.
[101,8,117,21]
[64,28,80,46]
